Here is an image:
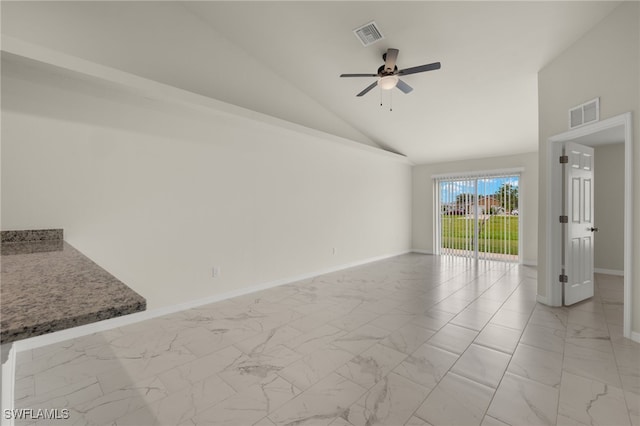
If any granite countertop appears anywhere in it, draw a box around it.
[1,229,146,344]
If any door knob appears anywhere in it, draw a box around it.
[589,227,599,232]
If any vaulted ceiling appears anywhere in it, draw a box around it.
[1,1,620,164]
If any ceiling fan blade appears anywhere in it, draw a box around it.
[356,81,379,97]
[384,48,399,72]
[340,73,378,77]
[398,62,441,76]
[396,79,413,94]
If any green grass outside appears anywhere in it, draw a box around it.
[440,215,519,255]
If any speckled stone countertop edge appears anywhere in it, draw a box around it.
[1,239,64,255]
[1,228,147,345]
[0,300,147,345]
[1,229,63,243]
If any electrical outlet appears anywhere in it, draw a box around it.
[212,266,221,278]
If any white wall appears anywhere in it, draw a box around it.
[538,2,639,331]
[1,57,412,310]
[0,1,377,148]
[412,152,538,265]
[594,143,624,273]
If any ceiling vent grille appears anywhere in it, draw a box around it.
[353,21,384,47]
[569,98,600,129]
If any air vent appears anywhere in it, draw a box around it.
[353,21,384,47]
[569,98,599,129]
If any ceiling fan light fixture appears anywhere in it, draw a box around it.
[340,48,440,97]
[378,75,399,90]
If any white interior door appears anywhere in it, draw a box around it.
[564,141,596,305]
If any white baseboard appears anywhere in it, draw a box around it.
[522,259,538,266]
[411,249,433,255]
[594,268,624,276]
[536,294,564,307]
[536,294,549,305]
[12,250,412,352]
[631,331,640,344]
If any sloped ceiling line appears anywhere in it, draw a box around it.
[1,1,621,164]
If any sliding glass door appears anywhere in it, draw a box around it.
[435,172,520,262]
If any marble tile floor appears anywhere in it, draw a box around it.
[12,254,639,426]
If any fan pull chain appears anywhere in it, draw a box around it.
[378,88,394,111]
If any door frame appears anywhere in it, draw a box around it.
[432,168,523,262]
[544,112,633,339]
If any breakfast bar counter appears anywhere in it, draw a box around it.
[0,229,146,344]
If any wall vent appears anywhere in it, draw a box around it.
[569,98,599,129]
[353,21,384,47]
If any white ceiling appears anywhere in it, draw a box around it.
[1,1,620,164]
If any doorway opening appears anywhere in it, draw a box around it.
[545,112,633,339]
[434,170,522,263]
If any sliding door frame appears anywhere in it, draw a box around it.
[433,167,524,263]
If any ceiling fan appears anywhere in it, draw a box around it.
[340,48,441,97]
